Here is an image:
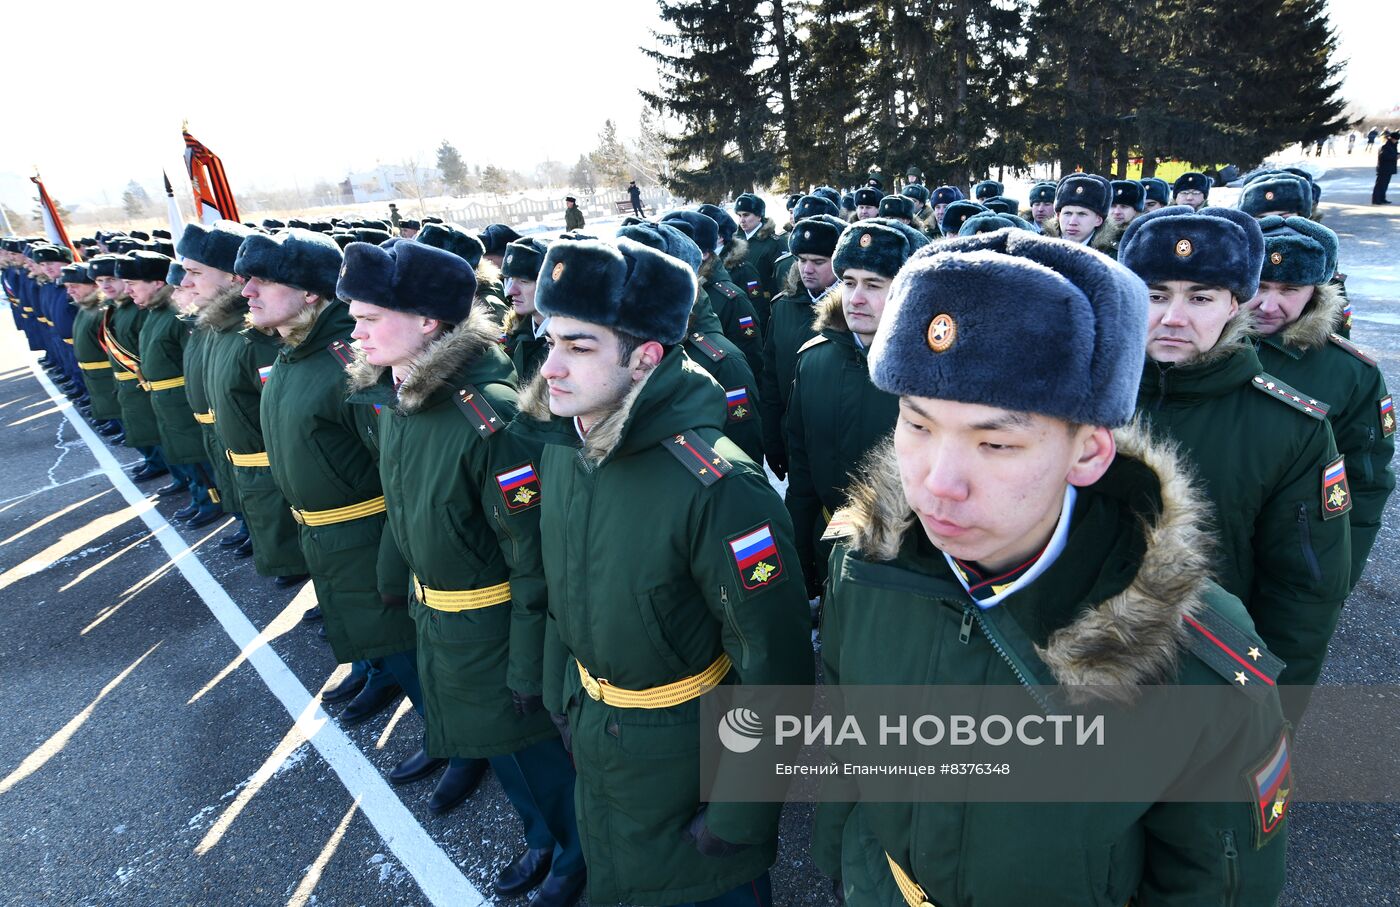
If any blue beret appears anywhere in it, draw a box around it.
[177,220,254,274]
[870,229,1148,428]
[234,228,344,299]
[1258,215,1337,286]
[336,240,475,323]
[1118,205,1264,302]
[535,237,696,345]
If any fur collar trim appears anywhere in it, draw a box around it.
[836,419,1209,692]
[345,310,501,414]
[196,284,248,332]
[812,287,849,333]
[1278,282,1342,351]
[277,300,331,349]
[74,290,102,309]
[723,237,750,272]
[1190,309,1257,367]
[749,218,777,243]
[141,284,174,313]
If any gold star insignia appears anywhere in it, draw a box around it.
[1248,647,1262,661]
[1234,671,1248,685]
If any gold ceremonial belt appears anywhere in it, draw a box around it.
[887,853,937,907]
[22,306,33,312]
[413,576,511,613]
[227,450,271,467]
[38,317,53,325]
[576,652,731,709]
[193,411,215,424]
[141,376,186,392]
[79,360,112,371]
[291,496,387,527]
[113,370,138,381]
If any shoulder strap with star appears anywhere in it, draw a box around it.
[713,281,740,300]
[1328,332,1377,366]
[797,335,829,356]
[1249,373,1329,420]
[661,430,734,487]
[1181,605,1284,700]
[454,385,504,436]
[687,332,728,363]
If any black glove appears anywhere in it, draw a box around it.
[512,689,544,717]
[683,808,750,858]
[549,712,572,753]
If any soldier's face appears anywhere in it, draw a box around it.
[797,254,835,291]
[1175,189,1205,209]
[1146,281,1239,363]
[932,203,948,222]
[856,205,879,220]
[737,212,761,232]
[399,227,419,240]
[1030,202,1055,222]
[1245,281,1314,336]
[1056,206,1103,243]
[1109,204,1138,226]
[349,299,440,367]
[243,277,311,330]
[95,276,124,299]
[539,315,662,430]
[840,268,890,342]
[506,277,538,319]
[126,280,164,307]
[182,262,241,305]
[893,396,1113,574]
[1143,199,1163,212]
[40,261,65,279]
[65,284,88,301]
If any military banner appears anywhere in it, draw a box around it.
[182,128,240,225]
[30,174,80,261]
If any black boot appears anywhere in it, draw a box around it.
[494,848,553,897]
[526,869,587,907]
[388,747,446,785]
[428,758,487,815]
[339,680,402,726]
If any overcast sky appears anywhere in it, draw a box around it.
[1,0,1393,214]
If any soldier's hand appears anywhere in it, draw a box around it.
[549,712,572,753]
[683,808,751,858]
[512,689,544,717]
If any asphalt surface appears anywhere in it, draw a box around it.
[1,163,1397,906]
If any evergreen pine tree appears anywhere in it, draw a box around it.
[437,140,471,194]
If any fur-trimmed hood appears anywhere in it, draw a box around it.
[1041,216,1122,254]
[812,287,849,334]
[72,289,102,310]
[520,366,657,467]
[345,309,501,414]
[835,419,1210,693]
[723,237,750,273]
[1188,307,1257,368]
[746,218,777,243]
[195,284,249,332]
[1276,281,1342,351]
[138,284,175,313]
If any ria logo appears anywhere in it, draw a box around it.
[717,708,765,754]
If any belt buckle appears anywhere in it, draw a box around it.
[581,671,603,701]
[290,509,306,526]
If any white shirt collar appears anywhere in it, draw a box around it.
[945,485,1077,609]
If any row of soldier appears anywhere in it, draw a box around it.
[0,161,1392,904]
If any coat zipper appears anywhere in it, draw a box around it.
[720,584,749,667]
[1220,829,1239,907]
[962,604,1051,713]
[492,505,519,563]
[1295,504,1323,584]
[1362,428,1376,484]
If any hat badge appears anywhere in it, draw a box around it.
[505,253,513,267]
[1075,186,1084,195]
[927,313,957,353]
[803,229,811,239]
[1265,190,1275,201]
[1175,239,1193,258]
[552,262,565,280]
[859,232,873,248]
[1270,251,1284,265]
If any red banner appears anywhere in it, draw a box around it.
[183,130,240,224]
[30,175,81,262]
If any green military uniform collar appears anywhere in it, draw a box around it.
[1139,330,1262,406]
[279,300,354,363]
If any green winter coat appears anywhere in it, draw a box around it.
[103,296,161,448]
[1136,323,1351,701]
[138,288,206,464]
[475,262,511,324]
[261,302,417,663]
[723,238,771,332]
[503,312,549,383]
[785,292,898,591]
[701,256,763,379]
[759,279,835,472]
[686,293,765,465]
[1254,285,1395,589]
[523,348,812,905]
[72,294,121,422]
[203,289,307,577]
[347,312,555,758]
[741,218,784,304]
[811,426,1289,906]
[185,313,237,512]
[565,205,585,231]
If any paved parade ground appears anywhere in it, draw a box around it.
[1,165,1397,906]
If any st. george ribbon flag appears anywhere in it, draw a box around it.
[31,174,81,261]
[183,128,240,225]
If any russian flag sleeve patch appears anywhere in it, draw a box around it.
[727,522,785,593]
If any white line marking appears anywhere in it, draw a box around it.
[27,363,486,907]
